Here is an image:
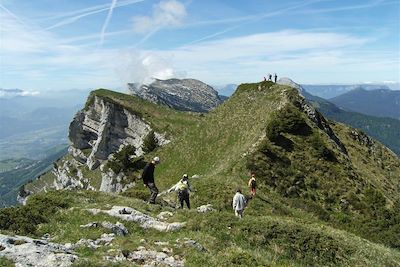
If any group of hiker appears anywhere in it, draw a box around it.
[264,73,278,83]
[141,156,257,218]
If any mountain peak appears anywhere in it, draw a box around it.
[277,77,304,93]
[127,78,223,112]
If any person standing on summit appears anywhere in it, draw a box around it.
[274,73,278,83]
[141,157,160,204]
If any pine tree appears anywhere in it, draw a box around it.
[142,130,158,153]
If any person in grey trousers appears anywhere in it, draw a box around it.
[141,156,160,204]
[232,188,247,218]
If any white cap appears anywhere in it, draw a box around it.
[153,156,160,163]
[183,174,188,179]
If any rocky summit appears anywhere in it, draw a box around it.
[127,78,223,112]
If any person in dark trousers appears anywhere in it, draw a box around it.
[248,173,257,198]
[274,73,278,83]
[268,73,272,81]
[168,174,193,209]
[141,156,160,204]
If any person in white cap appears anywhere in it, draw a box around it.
[141,156,160,204]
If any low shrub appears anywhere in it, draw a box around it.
[0,192,70,235]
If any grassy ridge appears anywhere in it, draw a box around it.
[5,83,400,266]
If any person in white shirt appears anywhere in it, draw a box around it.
[232,188,247,218]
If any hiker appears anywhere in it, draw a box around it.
[232,188,247,218]
[248,173,257,197]
[268,73,272,81]
[274,73,278,83]
[263,76,267,82]
[168,174,193,209]
[141,156,160,204]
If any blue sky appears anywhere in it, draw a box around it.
[0,0,399,91]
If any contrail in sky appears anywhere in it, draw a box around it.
[45,0,144,30]
[100,0,118,45]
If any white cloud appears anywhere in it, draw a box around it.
[114,50,182,86]
[132,0,186,34]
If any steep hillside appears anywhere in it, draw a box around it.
[4,81,400,266]
[305,91,400,155]
[329,88,400,120]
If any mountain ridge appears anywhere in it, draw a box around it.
[4,81,400,266]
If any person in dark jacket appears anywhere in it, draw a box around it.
[141,156,160,204]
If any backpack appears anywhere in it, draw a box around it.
[250,179,257,188]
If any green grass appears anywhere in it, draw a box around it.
[7,83,400,266]
[3,190,400,266]
[0,257,14,267]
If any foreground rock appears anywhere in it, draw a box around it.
[197,204,214,213]
[105,246,185,266]
[0,234,77,267]
[87,206,185,232]
[80,221,128,236]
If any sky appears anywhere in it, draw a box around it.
[0,0,399,91]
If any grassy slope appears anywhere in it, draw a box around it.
[6,83,400,266]
[306,93,400,155]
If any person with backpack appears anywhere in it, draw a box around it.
[233,188,247,218]
[168,174,193,209]
[141,156,160,204]
[248,173,257,197]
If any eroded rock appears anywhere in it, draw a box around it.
[86,206,185,232]
[0,234,77,267]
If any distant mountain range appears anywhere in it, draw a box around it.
[329,88,400,120]
[301,83,398,99]
[301,88,400,156]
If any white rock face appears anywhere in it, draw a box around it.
[69,96,170,170]
[86,206,186,232]
[99,169,135,193]
[0,234,77,267]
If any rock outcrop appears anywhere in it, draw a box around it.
[69,96,170,170]
[0,234,77,267]
[128,78,223,112]
[86,206,186,232]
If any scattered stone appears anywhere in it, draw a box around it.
[154,241,169,246]
[0,234,77,267]
[197,204,214,213]
[140,239,146,243]
[157,211,174,221]
[121,247,184,267]
[80,222,98,228]
[101,221,128,236]
[191,174,200,179]
[42,233,51,240]
[86,206,186,232]
[176,238,206,252]
[75,233,115,249]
